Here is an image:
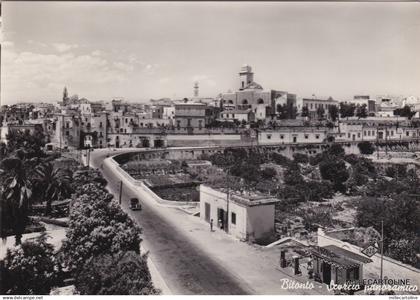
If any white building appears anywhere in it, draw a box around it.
[258,128,329,144]
[199,184,279,241]
[220,109,254,123]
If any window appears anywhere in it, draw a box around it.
[372,131,375,136]
[231,212,236,225]
[406,131,410,136]
[65,131,69,136]
[364,131,367,136]
[357,133,361,138]
[304,134,309,139]
[348,133,351,138]
[99,122,103,128]
[280,135,284,139]
[267,134,272,139]
[315,134,320,139]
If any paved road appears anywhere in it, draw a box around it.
[90,149,253,295]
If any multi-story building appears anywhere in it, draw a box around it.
[301,97,339,119]
[174,102,218,131]
[219,109,255,123]
[258,127,330,144]
[221,65,296,121]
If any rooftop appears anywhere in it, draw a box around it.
[202,184,280,207]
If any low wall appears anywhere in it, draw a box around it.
[317,228,420,293]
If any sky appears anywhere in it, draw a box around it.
[1,2,420,105]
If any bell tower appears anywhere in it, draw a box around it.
[239,65,254,90]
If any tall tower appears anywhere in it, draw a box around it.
[239,65,254,90]
[63,86,69,105]
[194,81,199,98]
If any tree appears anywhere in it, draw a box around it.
[328,105,339,122]
[316,106,325,120]
[319,159,349,192]
[1,232,61,294]
[62,183,143,272]
[301,106,309,118]
[394,105,416,119]
[0,156,33,245]
[34,162,73,215]
[356,194,420,245]
[74,251,159,295]
[261,167,277,180]
[339,103,356,118]
[387,236,419,266]
[356,104,368,118]
[357,141,375,155]
[327,144,345,157]
[284,163,304,186]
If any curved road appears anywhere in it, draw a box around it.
[90,149,253,295]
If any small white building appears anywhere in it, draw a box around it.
[200,184,279,241]
[220,109,254,123]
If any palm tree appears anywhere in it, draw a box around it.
[34,162,72,215]
[0,156,32,245]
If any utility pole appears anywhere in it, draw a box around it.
[376,126,379,160]
[119,181,123,205]
[225,167,230,234]
[380,220,384,293]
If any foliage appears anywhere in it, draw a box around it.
[283,163,304,185]
[298,207,333,232]
[327,144,345,157]
[355,104,368,118]
[328,105,339,122]
[271,152,292,166]
[5,126,47,159]
[356,194,420,253]
[0,156,33,244]
[1,232,61,294]
[339,103,356,118]
[301,106,309,118]
[261,167,277,180]
[386,236,419,267]
[62,183,142,272]
[292,153,309,164]
[316,106,325,120]
[357,141,375,155]
[75,251,159,295]
[319,159,349,192]
[34,162,73,215]
[394,105,416,119]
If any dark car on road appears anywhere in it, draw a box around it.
[130,198,142,211]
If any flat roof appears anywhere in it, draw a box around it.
[203,184,280,207]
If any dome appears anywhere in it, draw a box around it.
[244,81,263,90]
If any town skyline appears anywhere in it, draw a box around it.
[2,2,420,105]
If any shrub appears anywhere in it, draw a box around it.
[309,153,324,166]
[261,167,277,180]
[327,144,345,157]
[75,251,159,295]
[271,152,291,166]
[293,153,309,164]
[62,183,142,272]
[358,141,375,155]
[283,163,304,186]
[1,232,61,295]
[319,159,349,192]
